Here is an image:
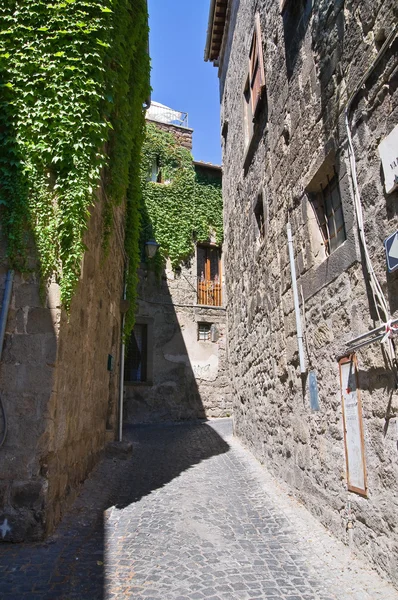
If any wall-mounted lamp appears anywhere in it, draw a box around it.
[145,239,160,259]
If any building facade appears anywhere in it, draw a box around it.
[0,1,150,542]
[0,195,125,541]
[124,107,232,423]
[206,0,398,585]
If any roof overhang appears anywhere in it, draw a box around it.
[193,160,222,172]
[204,0,229,63]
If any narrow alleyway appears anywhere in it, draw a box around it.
[0,419,397,600]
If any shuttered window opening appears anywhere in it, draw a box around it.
[312,172,346,255]
[243,14,267,148]
[249,20,265,116]
[124,324,148,382]
[197,245,222,307]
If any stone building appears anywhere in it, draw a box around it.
[0,196,125,542]
[123,104,232,423]
[0,2,149,542]
[206,0,398,586]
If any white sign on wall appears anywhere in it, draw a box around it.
[339,355,367,496]
[378,124,398,195]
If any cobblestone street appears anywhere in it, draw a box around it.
[0,418,397,600]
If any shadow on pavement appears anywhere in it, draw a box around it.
[0,419,231,599]
[116,420,231,507]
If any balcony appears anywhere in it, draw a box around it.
[197,276,222,307]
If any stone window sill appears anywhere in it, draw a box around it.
[194,304,226,311]
[300,231,359,302]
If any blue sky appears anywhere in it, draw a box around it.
[148,0,222,165]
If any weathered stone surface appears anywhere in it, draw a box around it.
[124,137,231,424]
[216,0,398,587]
[0,186,124,541]
[0,419,398,599]
[146,118,193,150]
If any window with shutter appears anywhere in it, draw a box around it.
[243,14,267,149]
[310,171,346,256]
[249,16,265,115]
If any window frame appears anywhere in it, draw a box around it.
[196,243,221,283]
[243,14,266,148]
[196,243,222,307]
[198,322,212,342]
[311,171,346,256]
[124,318,154,386]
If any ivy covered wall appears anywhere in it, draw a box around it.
[0,0,150,314]
[139,121,223,275]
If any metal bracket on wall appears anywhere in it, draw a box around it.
[345,319,398,353]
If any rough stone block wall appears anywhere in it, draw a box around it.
[219,0,398,586]
[0,189,124,541]
[124,254,232,424]
[146,118,193,150]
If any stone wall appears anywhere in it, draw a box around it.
[124,255,232,424]
[124,120,231,424]
[218,0,398,586]
[0,189,124,541]
[146,118,193,151]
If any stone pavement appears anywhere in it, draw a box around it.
[0,418,397,600]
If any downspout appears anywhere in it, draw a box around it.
[0,270,14,448]
[287,223,306,374]
[118,280,127,443]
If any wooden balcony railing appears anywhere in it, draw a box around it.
[197,277,222,307]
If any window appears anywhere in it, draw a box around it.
[311,172,346,255]
[148,156,164,183]
[243,15,266,146]
[124,324,148,382]
[254,193,267,243]
[198,323,212,341]
[197,245,222,306]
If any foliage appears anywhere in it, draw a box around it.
[140,123,223,272]
[0,0,150,317]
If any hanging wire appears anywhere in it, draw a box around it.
[344,26,398,367]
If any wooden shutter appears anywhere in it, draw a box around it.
[249,14,266,115]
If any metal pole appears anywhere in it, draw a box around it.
[287,223,306,374]
[118,281,127,443]
[0,271,14,361]
[0,270,14,449]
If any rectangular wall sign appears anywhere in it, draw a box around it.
[378,124,398,194]
[339,355,367,496]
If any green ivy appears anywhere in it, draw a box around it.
[0,0,150,320]
[140,122,223,272]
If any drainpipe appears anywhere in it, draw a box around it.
[118,281,127,443]
[0,270,14,448]
[287,224,306,374]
